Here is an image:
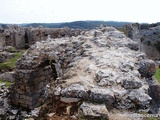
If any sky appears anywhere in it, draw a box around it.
[0,0,159,24]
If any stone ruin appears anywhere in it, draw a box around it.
[0,25,82,49]
[10,36,85,109]
[9,26,158,118]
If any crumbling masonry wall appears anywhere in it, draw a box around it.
[11,66,54,109]
[8,26,160,119]
[10,38,84,109]
[0,25,82,49]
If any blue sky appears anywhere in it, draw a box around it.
[0,0,159,24]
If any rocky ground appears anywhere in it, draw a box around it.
[0,26,160,119]
[0,84,147,120]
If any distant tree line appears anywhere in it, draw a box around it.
[0,21,132,29]
[140,22,160,30]
[1,21,160,29]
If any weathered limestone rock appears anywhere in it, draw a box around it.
[0,51,15,62]
[79,102,109,120]
[123,23,141,41]
[138,59,156,78]
[4,25,26,48]
[123,24,160,60]
[96,69,113,81]
[96,70,117,86]
[121,79,142,89]
[0,72,15,82]
[89,87,115,105]
[60,97,81,103]
[125,41,139,51]
[98,77,116,86]
[112,88,134,109]
[148,79,160,105]
[0,85,10,118]
[128,89,152,107]
[61,84,89,99]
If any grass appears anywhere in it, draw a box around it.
[5,52,23,68]
[0,50,25,71]
[0,79,14,87]
[154,68,160,83]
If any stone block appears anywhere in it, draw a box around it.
[14,93,20,99]
[37,82,44,89]
[18,99,26,104]
[128,89,152,107]
[20,95,25,99]
[89,87,115,105]
[79,102,109,120]
[121,79,142,89]
[138,59,156,78]
[61,83,89,99]
[25,96,33,103]
[24,100,33,106]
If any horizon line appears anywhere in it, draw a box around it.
[0,20,153,25]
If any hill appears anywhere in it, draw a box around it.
[1,21,132,29]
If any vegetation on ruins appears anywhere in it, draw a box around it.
[0,49,26,72]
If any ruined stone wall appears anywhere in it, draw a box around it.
[25,27,81,48]
[4,25,26,48]
[0,25,82,49]
[10,37,84,109]
[10,26,157,119]
[11,65,54,109]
